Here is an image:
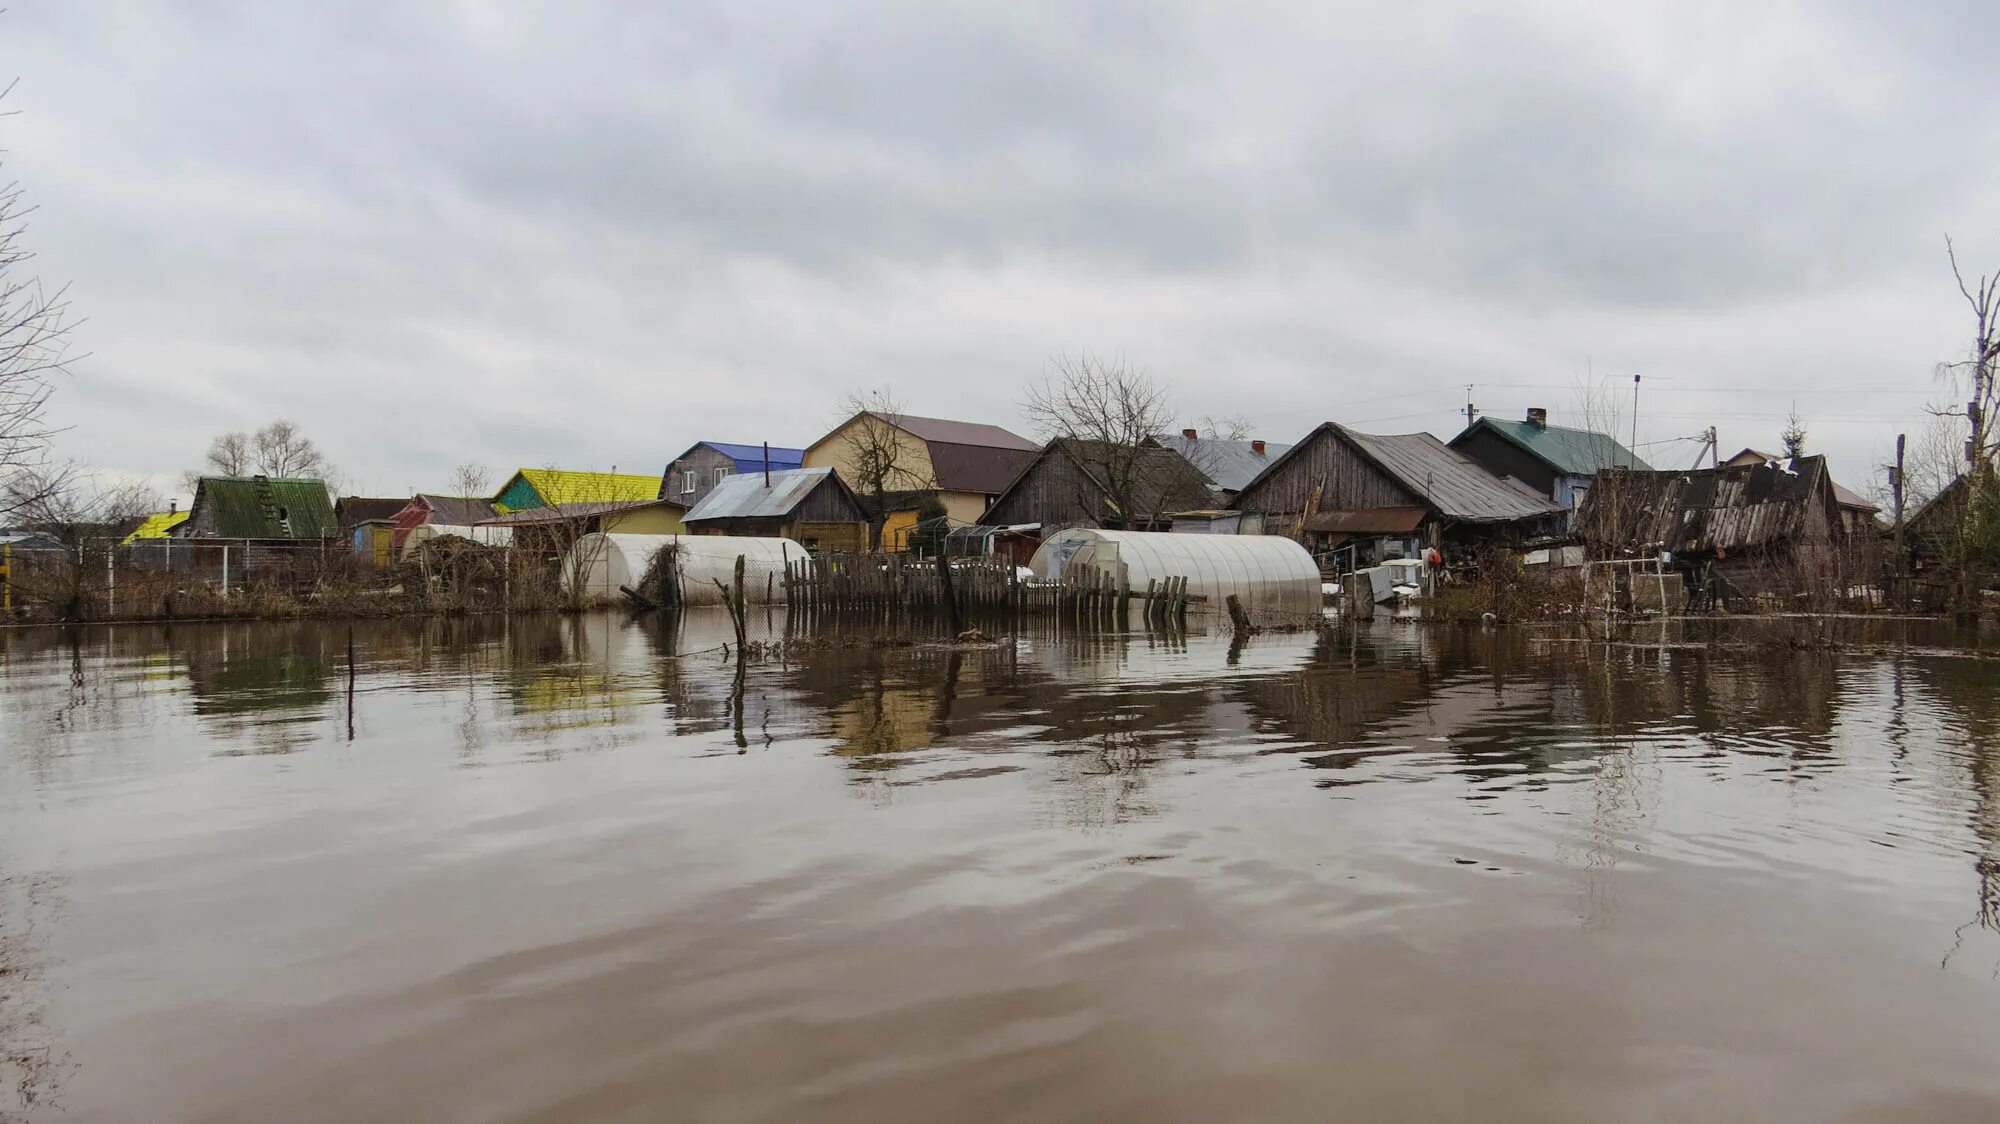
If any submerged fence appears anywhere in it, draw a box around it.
[782,552,1194,629]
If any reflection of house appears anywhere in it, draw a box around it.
[492,468,664,513]
[1575,456,1841,597]
[176,476,338,541]
[659,442,806,510]
[1231,423,1564,568]
[980,439,1217,532]
[681,466,868,551]
[1449,409,1646,511]
[1147,431,1293,502]
[804,412,1039,526]
[1725,449,1881,536]
[390,494,506,556]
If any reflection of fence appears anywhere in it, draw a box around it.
[783,552,1194,628]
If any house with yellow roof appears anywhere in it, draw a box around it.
[492,468,666,513]
[121,507,190,544]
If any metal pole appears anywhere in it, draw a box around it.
[221,544,229,599]
[1630,373,1641,454]
[107,542,115,617]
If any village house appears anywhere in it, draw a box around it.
[680,466,869,551]
[175,476,339,542]
[980,438,1217,533]
[480,498,687,539]
[1229,423,1565,571]
[1725,448,1881,535]
[1448,408,1647,511]
[803,412,1039,528]
[389,494,507,557]
[121,505,188,544]
[659,442,806,511]
[1573,455,1849,606]
[1146,430,1294,502]
[492,467,665,513]
[335,497,409,567]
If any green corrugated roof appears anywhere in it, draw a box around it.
[190,476,338,539]
[1465,418,1650,474]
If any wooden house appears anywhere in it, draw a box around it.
[335,497,408,567]
[1725,448,1881,536]
[680,466,868,551]
[177,476,339,542]
[804,412,1039,527]
[1449,409,1647,511]
[1230,424,1565,569]
[390,494,505,556]
[980,439,1218,533]
[660,441,806,510]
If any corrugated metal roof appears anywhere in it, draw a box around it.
[121,510,189,543]
[506,468,663,510]
[683,467,838,522]
[700,442,806,471]
[186,476,338,539]
[336,497,409,529]
[1151,434,1295,492]
[890,413,1039,451]
[415,494,499,526]
[1457,418,1649,474]
[1303,506,1428,534]
[1339,427,1564,523]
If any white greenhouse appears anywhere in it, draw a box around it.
[1028,529,1323,622]
[563,533,810,607]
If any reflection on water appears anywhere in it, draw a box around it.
[6,614,2000,1119]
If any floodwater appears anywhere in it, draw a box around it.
[5,614,2000,1122]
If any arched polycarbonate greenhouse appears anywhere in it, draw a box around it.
[1029,529,1323,621]
[563,534,809,607]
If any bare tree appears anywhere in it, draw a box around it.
[834,387,935,549]
[205,431,252,475]
[1023,354,1188,528]
[449,462,491,499]
[1943,236,2000,476]
[188,419,335,490]
[3,464,158,619]
[0,167,82,523]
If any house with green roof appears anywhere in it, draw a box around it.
[493,468,665,513]
[1448,408,1649,513]
[176,476,339,540]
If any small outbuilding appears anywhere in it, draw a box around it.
[1028,528,1323,622]
[681,467,868,551]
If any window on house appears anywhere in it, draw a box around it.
[682,471,697,495]
[715,467,731,488]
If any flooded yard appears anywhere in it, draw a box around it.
[6,612,2000,1121]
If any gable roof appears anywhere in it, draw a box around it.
[185,476,338,539]
[1328,425,1564,523]
[683,466,855,522]
[335,497,409,529]
[504,468,663,509]
[413,494,498,526]
[1575,456,1837,554]
[1453,417,1649,475]
[982,439,1218,525]
[1149,434,1295,493]
[890,413,1039,451]
[122,509,189,543]
[669,441,807,473]
[927,440,1040,495]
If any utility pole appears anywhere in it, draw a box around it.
[1463,386,1477,430]
[1707,426,1718,468]
[1630,374,1641,455]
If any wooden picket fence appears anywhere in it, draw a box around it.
[782,552,1193,629]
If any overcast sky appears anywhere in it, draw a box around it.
[9,1,1996,502]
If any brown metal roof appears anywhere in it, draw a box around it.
[890,413,1039,451]
[335,497,409,529]
[929,441,1039,495]
[1303,506,1429,534]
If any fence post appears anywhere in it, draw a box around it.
[107,542,115,617]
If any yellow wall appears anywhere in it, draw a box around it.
[604,506,687,535]
[939,491,989,527]
[804,416,938,493]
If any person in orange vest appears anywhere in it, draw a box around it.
[1425,546,1443,568]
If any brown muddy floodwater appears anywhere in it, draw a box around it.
[5,613,2000,1122]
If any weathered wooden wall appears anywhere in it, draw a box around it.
[663,445,739,507]
[1232,427,1422,521]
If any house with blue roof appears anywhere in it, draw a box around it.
[660,441,807,510]
[1448,407,1649,514]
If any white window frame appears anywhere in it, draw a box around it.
[714,467,731,488]
[681,470,697,495]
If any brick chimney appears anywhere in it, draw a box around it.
[1251,439,1266,455]
[1526,407,1548,429]
[1182,428,1198,439]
